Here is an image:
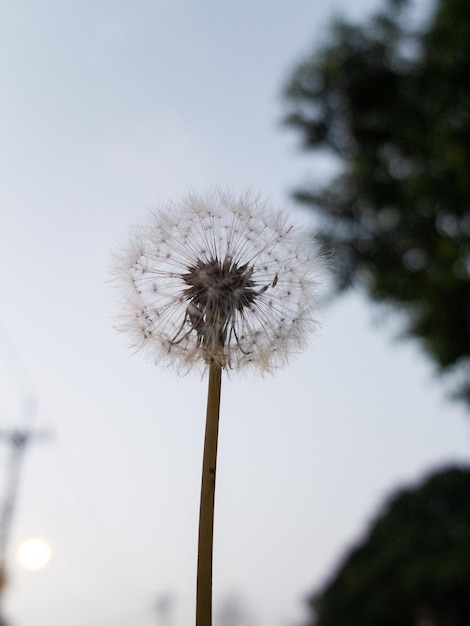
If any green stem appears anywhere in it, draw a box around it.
[196,361,222,626]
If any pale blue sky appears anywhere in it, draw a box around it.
[1,1,468,626]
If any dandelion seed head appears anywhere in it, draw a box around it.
[112,190,325,374]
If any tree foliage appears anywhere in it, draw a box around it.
[307,466,470,626]
[284,0,470,403]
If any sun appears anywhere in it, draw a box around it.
[17,538,51,571]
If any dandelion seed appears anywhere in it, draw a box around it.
[113,190,323,374]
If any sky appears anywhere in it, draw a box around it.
[1,0,469,625]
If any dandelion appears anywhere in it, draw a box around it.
[112,190,325,626]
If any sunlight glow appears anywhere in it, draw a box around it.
[18,538,51,571]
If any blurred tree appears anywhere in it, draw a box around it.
[306,466,470,626]
[283,0,470,403]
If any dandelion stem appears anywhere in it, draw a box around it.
[196,361,222,626]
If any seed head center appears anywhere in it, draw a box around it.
[182,258,259,322]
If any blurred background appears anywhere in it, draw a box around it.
[1,0,469,625]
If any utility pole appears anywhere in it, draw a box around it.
[155,593,174,626]
[0,428,49,626]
